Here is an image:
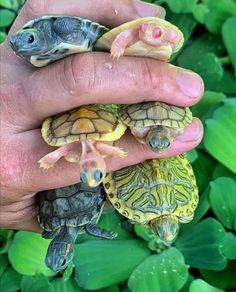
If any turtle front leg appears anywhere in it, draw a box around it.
[85,222,117,239]
[95,142,128,158]
[38,142,81,170]
[110,28,139,60]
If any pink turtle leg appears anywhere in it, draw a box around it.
[38,142,81,170]
[95,142,128,158]
[110,28,139,60]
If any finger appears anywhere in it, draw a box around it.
[9,0,165,33]
[6,118,202,192]
[6,53,204,130]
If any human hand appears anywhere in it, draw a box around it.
[0,0,204,232]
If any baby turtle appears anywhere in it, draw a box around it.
[118,102,192,153]
[38,104,127,187]
[103,155,198,243]
[38,182,116,272]
[10,15,108,67]
[95,16,184,60]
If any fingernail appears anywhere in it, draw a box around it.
[176,70,204,99]
[134,0,166,18]
[177,118,203,142]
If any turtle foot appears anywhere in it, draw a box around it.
[110,48,125,60]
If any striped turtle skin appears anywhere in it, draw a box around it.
[103,155,198,243]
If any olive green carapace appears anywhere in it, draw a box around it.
[38,183,116,273]
[103,155,198,243]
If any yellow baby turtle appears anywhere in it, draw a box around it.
[95,16,184,60]
[118,102,192,153]
[103,155,198,243]
[38,104,127,187]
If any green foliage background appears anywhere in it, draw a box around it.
[0,0,236,291]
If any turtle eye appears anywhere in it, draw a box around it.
[148,137,160,149]
[80,172,88,183]
[93,170,103,182]
[161,137,171,149]
[27,34,35,44]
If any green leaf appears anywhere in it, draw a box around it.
[0,0,20,9]
[201,261,236,290]
[187,149,198,164]
[189,279,223,292]
[0,254,9,277]
[128,247,188,292]
[50,277,83,292]
[213,163,236,180]
[21,275,51,292]
[8,231,55,276]
[0,9,16,27]
[191,91,226,122]
[164,0,197,13]
[74,239,151,290]
[191,151,216,193]
[222,16,236,74]
[193,4,207,24]
[0,266,21,292]
[222,232,236,259]
[209,177,236,230]
[179,274,195,292]
[212,69,236,94]
[175,218,227,270]
[204,99,236,173]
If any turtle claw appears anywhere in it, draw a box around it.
[38,160,54,170]
[116,148,128,158]
[111,49,124,60]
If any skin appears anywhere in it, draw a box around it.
[0,0,204,232]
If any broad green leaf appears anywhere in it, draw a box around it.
[192,151,216,193]
[128,248,188,292]
[191,91,226,121]
[201,261,236,290]
[189,279,223,292]
[50,277,82,292]
[164,0,197,13]
[209,177,236,230]
[179,274,195,292]
[193,4,207,24]
[74,239,150,290]
[0,9,15,27]
[0,229,14,254]
[212,69,236,94]
[97,284,119,292]
[222,16,236,73]
[0,266,21,292]
[187,149,198,164]
[0,31,7,43]
[175,218,227,270]
[204,99,236,173]
[8,231,55,276]
[21,275,51,292]
[0,254,9,277]
[222,232,236,259]
[0,0,19,9]
[213,163,236,180]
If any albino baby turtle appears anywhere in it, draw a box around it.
[95,16,184,60]
[38,104,127,187]
[38,182,116,272]
[118,102,192,153]
[103,155,198,243]
[10,15,108,67]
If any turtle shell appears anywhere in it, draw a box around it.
[118,101,192,130]
[10,15,108,67]
[103,155,198,224]
[38,183,106,231]
[95,17,184,61]
[41,104,127,146]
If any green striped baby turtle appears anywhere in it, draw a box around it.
[103,155,198,243]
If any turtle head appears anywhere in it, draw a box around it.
[138,23,163,46]
[80,153,106,188]
[45,241,74,273]
[10,28,48,57]
[146,126,171,153]
[151,216,179,244]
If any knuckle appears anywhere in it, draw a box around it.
[58,54,97,97]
